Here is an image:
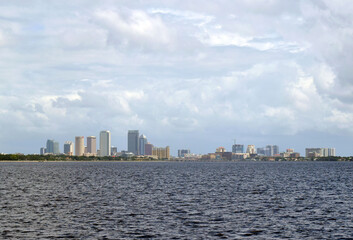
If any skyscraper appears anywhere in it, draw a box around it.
[145,143,153,156]
[87,136,97,156]
[265,145,279,156]
[128,130,139,155]
[46,139,59,154]
[53,141,60,154]
[100,130,111,156]
[46,139,54,154]
[232,144,244,153]
[40,147,46,155]
[64,141,73,155]
[273,145,279,155]
[75,136,84,156]
[139,134,147,155]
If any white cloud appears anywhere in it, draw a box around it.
[94,9,172,50]
[1,1,353,155]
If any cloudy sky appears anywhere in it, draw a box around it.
[1,0,353,156]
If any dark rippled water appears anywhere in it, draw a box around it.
[1,161,353,239]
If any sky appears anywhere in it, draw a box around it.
[1,0,353,156]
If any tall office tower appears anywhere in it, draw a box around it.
[145,143,153,155]
[264,145,279,156]
[100,130,111,156]
[178,149,191,158]
[273,145,279,155]
[53,141,60,154]
[87,136,97,155]
[46,139,54,154]
[64,141,73,155]
[246,145,256,154]
[232,144,244,153]
[139,134,147,155]
[75,136,85,156]
[128,130,139,155]
[40,147,46,155]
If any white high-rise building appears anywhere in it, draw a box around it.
[87,136,97,156]
[139,134,147,155]
[100,130,111,156]
[322,148,336,157]
[75,136,84,156]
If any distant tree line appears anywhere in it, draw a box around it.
[0,154,156,161]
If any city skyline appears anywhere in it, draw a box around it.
[37,129,336,158]
[1,1,353,156]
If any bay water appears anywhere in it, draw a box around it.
[1,161,353,239]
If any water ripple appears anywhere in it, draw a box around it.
[1,161,353,239]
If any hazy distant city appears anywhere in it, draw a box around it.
[40,130,336,160]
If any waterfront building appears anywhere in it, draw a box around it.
[178,149,190,158]
[128,130,139,155]
[263,145,279,156]
[46,139,54,154]
[305,148,322,157]
[152,146,170,159]
[111,146,118,156]
[40,147,46,155]
[232,153,250,160]
[87,136,97,156]
[100,131,111,156]
[64,141,73,155]
[257,147,265,155]
[46,139,59,154]
[139,134,147,155]
[232,144,244,153]
[246,145,256,154]
[273,145,279,155]
[53,141,60,154]
[145,143,153,155]
[280,148,300,158]
[75,136,85,156]
[306,148,336,157]
[322,148,336,157]
[216,147,226,153]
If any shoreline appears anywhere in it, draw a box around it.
[0,159,352,163]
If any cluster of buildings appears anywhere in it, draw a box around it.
[197,141,335,161]
[41,134,336,161]
[305,148,336,158]
[40,130,170,159]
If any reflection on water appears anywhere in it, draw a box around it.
[1,161,353,239]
